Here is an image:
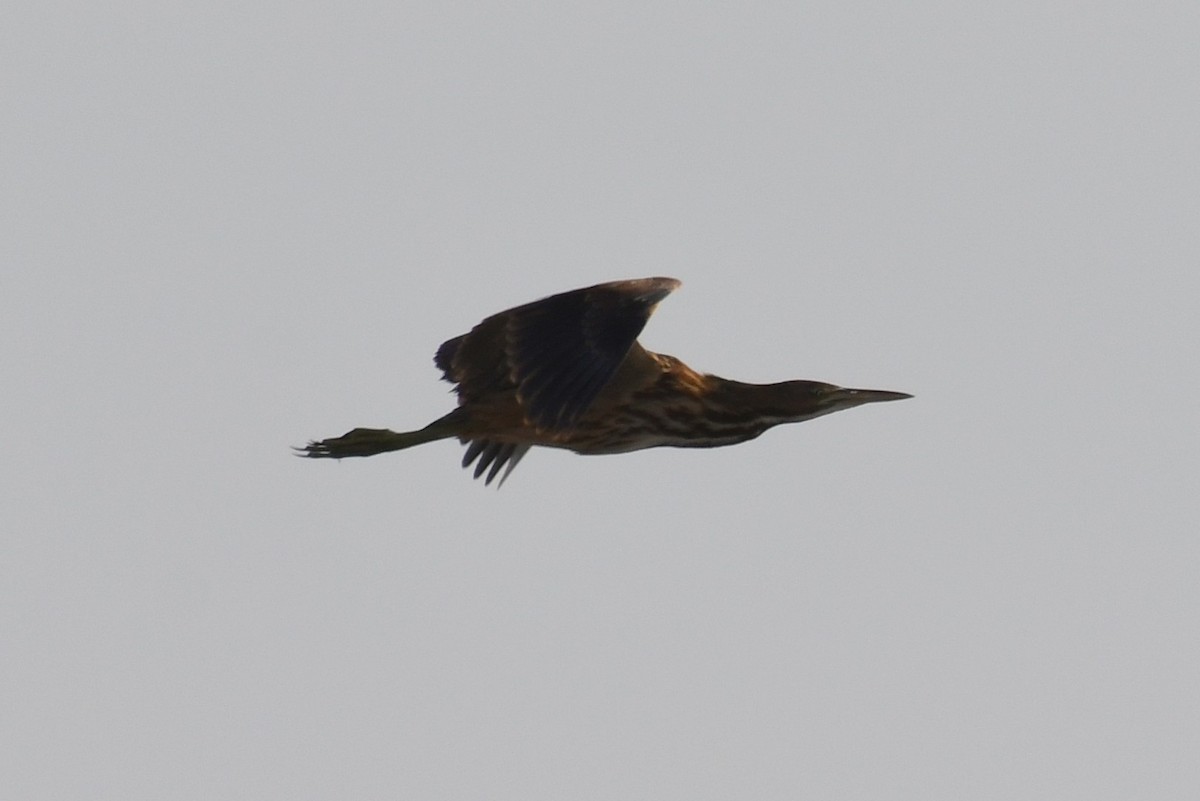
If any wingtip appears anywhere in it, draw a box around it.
[645,276,682,295]
[594,276,681,299]
[628,276,681,305]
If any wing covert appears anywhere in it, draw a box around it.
[436,277,680,431]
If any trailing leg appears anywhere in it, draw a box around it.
[298,411,462,459]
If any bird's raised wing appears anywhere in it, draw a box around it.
[435,277,680,431]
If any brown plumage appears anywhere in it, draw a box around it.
[299,277,911,486]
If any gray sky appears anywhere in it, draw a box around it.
[4,2,1198,799]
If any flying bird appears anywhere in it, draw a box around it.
[299,277,910,485]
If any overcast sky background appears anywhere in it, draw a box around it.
[4,2,1198,799]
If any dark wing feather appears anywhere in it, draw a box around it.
[435,277,680,431]
[461,439,532,487]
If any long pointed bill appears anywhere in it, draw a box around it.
[827,387,914,407]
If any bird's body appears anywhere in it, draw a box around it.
[300,278,910,485]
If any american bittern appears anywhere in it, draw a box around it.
[299,278,910,485]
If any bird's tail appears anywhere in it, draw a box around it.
[297,414,460,459]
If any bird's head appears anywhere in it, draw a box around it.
[772,380,913,423]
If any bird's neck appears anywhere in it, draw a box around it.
[704,377,829,426]
[706,377,784,414]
